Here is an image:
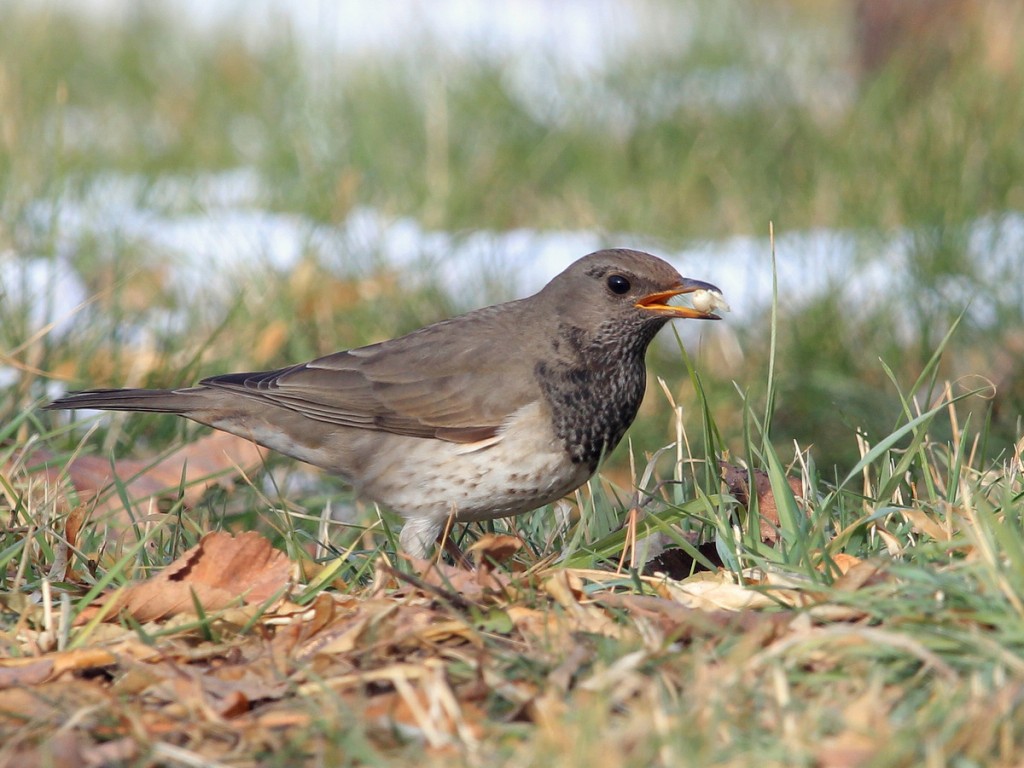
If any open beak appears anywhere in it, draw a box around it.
[635,278,725,319]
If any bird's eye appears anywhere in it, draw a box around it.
[607,274,631,295]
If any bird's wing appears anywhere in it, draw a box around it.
[199,307,538,443]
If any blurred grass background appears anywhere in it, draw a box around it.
[2,0,1023,475]
[4,4,1024,764]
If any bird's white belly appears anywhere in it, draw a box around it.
[358,401,590,522]
[208,400,592,559]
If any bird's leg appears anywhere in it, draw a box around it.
[399,515,445,560]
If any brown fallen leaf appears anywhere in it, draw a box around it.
[543,570,628,639]
[76,531,292,624]
[0,659,54,689]
[900,506,954,542]
[64,504,88,551]
[0,648,118,689]
[131,658,290,720]
[720,460,805,545]
[44,504,91,585]
[0,679,116,733]
[28,432,267,522]
[831,557,889,591]
[389,556,515,604]
[661,568,817,612]
[826,553,863,576]
[468,534,523,569]
[597,592,796,645]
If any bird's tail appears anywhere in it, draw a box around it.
[46,388,201,414]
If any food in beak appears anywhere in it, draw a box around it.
[691,288,730,315]
[636,279,727,319]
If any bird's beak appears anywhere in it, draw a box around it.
[635,279,726,319]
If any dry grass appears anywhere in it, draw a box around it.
[4,379,1024,766]
[3,3,1024,765]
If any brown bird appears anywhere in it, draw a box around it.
[47,249,723,557]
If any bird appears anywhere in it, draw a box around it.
[47,249,724,558]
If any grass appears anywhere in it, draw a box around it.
[4,326,1024,766]
[3,1,1024,765]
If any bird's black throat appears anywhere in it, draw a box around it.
[536,318,667,471]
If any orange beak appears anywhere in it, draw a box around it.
[635,279,724,319]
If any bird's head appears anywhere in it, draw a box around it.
[544,249,726,339]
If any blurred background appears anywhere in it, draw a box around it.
[2,0,1022,476]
